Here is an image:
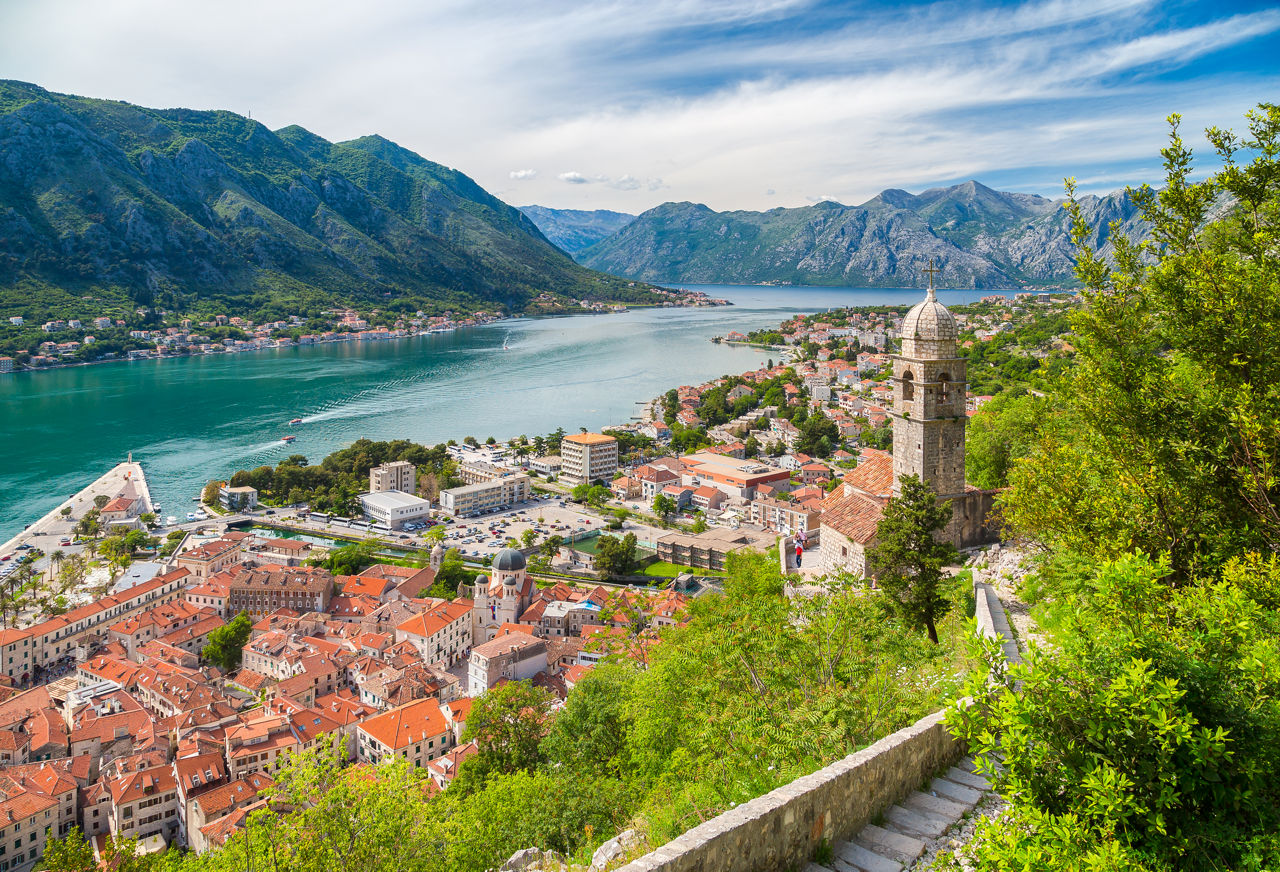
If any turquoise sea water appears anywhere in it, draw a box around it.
[0,285,1000,540]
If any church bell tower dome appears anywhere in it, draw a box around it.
[899,286,958,358]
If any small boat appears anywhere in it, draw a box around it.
[281,435,297,443]
[289,418,303,425]
[166,516,177,526]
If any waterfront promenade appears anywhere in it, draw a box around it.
[0,459,152,559]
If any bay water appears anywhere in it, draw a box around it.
[0,285,1000,539]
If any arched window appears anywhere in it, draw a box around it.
[901,370,915,401]
[937,372,950,405]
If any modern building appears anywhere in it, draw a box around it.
[359,490,432,529]
[679,451,791,500]
[656,528,765,572]
[369,460,416,494]
[559,433,619,486]
[438,474,530,517]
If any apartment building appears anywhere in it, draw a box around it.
[438,474,530,518]
[559,433,618,486]
[369,460,416,494]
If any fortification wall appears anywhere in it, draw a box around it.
[614,575,1017,872]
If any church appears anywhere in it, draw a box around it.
[819,280,999,577]
[462,548,537,644]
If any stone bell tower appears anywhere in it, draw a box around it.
[891,261,967,499]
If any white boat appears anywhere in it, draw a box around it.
[166,516,177,526]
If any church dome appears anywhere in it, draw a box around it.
[492,548,527,573]
[901,288,958,342]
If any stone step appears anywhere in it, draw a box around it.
[833,841,902,872]
[904,791,967,821]
[854,824,926,865]
[944,766,991,791]
[806,863,833,872]
[930,777,983,809]
[883,804,951,838]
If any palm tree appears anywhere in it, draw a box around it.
[47,550,64,588]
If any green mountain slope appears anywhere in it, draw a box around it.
[518,205,636,253]
[577,181,1149,289]
[0,80,653,322]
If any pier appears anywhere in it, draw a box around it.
[0,459,153,558]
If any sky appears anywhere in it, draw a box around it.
[2,0,1277,213]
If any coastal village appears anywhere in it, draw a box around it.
[0,289,1073,868]
[0,285,727,373]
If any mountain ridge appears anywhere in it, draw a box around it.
[551,180,1148,288]
[0,80,654,322]
[517,205,635,254]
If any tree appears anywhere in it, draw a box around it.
[744,435,760,458]
[457,681,553,787]
[594,533,637,579]
[59,506,72,518]
[690,512,708,534]
[542,535,564,558]
[653,493,676,524]
[797,413,839,457]
[423,523,446,545]
[41,826,96,872]
[93,494,109,510]
[203,611,253,671]
[868,474,958,643]
[429,548,474,598]
[520,528,537,548]
[1004,106,1280,577]
[586,484,611,508]
[571,483,592,502]
[201,480,222,505]
[964,390,1047,489]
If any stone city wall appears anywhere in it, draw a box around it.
[614,576,1018,872]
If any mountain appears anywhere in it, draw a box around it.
[0,81,655,322]
[577,180,1150,289]
[517,206,635,254]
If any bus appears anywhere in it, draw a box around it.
[309,512,331,524]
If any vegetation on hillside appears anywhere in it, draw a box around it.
[937,103,1280,871]
[0,80,662,337]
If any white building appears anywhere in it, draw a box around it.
[369,460,416,493]
[439,474,530,517]
[559,433,618,486]
[359,490,432,529]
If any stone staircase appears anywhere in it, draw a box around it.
[805,758,992,872]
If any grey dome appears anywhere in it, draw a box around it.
[901,289,958,342]
[493,548,527,572]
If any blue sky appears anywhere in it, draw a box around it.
[3,0,1277,212]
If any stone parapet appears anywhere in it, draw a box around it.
[614,576,1020,872]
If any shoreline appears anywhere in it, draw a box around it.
[0,297,731,379]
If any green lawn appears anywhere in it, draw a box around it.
[640,561,724,578]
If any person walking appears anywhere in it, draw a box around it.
[794,540,804,568]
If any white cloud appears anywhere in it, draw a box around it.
[0,0,1275,211]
